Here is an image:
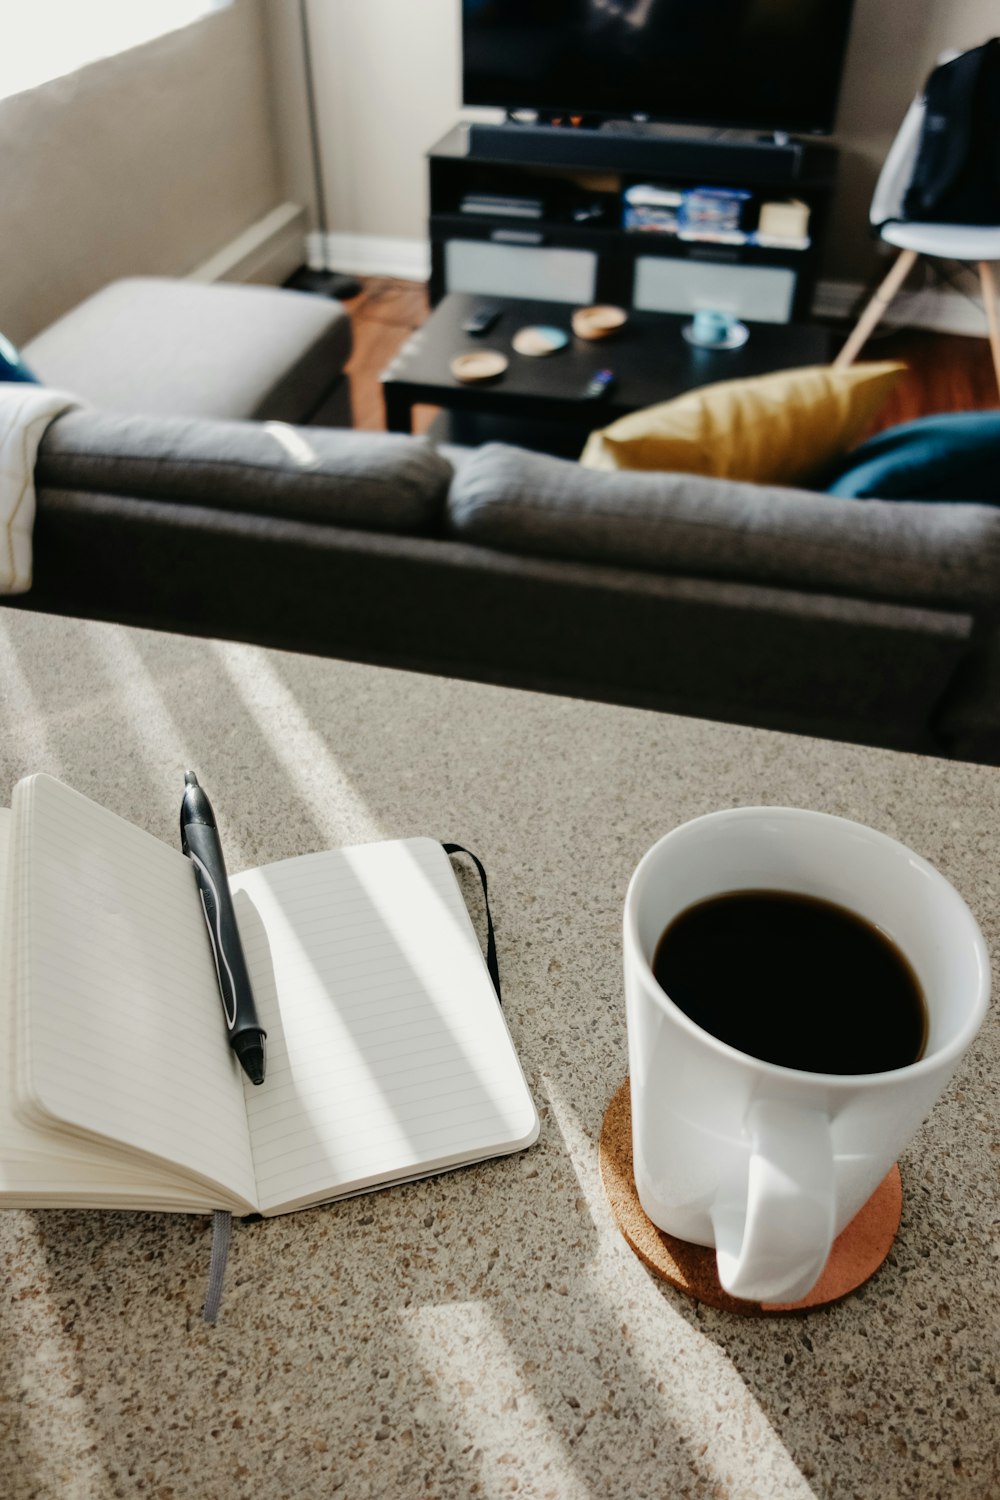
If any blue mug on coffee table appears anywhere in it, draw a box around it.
[684,309,749,350]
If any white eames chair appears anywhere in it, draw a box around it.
[835,87,1000,394]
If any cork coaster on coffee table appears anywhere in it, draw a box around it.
[599,1078,902,1316]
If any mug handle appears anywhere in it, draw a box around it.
[710,1099,835,1304]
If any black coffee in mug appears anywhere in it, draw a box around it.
[652,890,928,1074]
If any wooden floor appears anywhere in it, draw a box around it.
[855,326,1000,435]
[342,278,431,434]
[342,276,999,439]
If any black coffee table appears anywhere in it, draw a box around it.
[381,293,832,458]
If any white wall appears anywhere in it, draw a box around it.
[276,0,998,284]
[264,0,462,271]
[0,0,281,344]
[312,0,461,243]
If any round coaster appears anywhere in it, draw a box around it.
[450,350,508,383]
[572,304,628,341]
[599,1079,902,1316]
[681,319,750,351]
[511,324,569,357]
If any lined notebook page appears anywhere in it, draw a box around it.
[0,805,240,1212]
[15,776,258,1211]
[232,837,538,1215]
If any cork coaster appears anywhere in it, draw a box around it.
[450,350,508,383]
[599,1079,902,1316]
[571,304,628,340]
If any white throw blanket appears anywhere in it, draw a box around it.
[0,385,78,593]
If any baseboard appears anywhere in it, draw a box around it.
[187,203,308,287]
[813,277,986,338]
[317,233,431,283]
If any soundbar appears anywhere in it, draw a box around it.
[466,122,820,185]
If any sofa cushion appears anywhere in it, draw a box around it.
[23,278,352,423]
[826,411,1000,501]
[37,411,451,534]
[447,442,1000,613]
[579,362,904,485]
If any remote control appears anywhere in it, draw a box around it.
[462,303,504,336]
[583,369,616,399]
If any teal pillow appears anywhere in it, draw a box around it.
[0,332,39,384]
[825,412,1000,502]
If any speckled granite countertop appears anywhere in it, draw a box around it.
[0,608,996,1500]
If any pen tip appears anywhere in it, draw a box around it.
[236,1034,267,1086]
[184,770,199,788]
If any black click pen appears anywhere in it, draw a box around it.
[180,772,266,1085]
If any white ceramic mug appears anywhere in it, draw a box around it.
[623,808,990,1303]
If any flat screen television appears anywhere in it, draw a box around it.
[462,0,857,136]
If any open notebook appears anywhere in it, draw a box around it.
[0,775,538,1216]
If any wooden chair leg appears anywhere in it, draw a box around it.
[834,248,919,369]
[978,262,1000,399]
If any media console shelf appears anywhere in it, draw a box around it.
[427,123,838,324]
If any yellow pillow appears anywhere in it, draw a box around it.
[579,362,905,486]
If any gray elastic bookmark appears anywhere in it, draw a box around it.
[200,845,499,1323]
[203,1210,232,1324]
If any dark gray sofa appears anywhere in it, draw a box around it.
[10,406,1000,766]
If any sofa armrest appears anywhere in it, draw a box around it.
[447,443,1000,616]
[36,409,452,534]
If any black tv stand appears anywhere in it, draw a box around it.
[427,123,838,321]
